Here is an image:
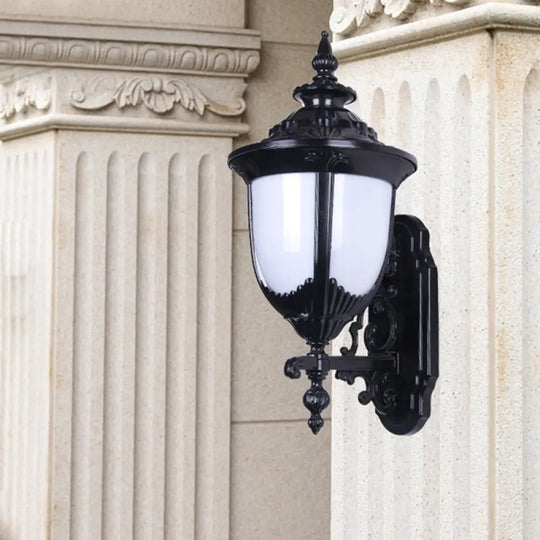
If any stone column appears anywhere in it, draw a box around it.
[0,19,259,539]
[329,2,540,539]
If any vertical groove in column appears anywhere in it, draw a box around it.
[133,152,167,540]
[0,155,5,497]
[438,79,455,540]
[522,67,540,537]
[28,151,41,540]
[395,80,413,540]
[102,151,137,540]
[195,154,217,540]
[40,149,52,539]
[0,156,10,506]
[451,75,472,538]
[11,155,21,536]
[19,153,31,540]
[367,87,386,540]
[70,151,106,539]
[164,153,197,540]
[422,78,441,540]
[468,76,491,537]
[71,152,92,538]
[0,146,53,540]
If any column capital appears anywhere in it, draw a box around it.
[0,19,261,140]
[331,1,539,41]
[331,3,540,61]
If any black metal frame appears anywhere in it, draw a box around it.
[227,31,439,435]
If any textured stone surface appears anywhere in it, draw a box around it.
[249,0,334,45]
[48,131,233,540]
[231,421,331,540]
[492,29,540,539]
[330,4,540,540]
[0,132,54,540]
[0,0,245,28]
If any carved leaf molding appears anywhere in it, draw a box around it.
[70,75,246,117]
[0,76,52,120]
[330,0,470,35]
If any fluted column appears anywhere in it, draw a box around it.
[329,3,540,539]
[0,18,259,540]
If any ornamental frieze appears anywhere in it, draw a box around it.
[0,36,259,76]
[0,75,51,120]
[69,75,246,116]
[330,0,470,36]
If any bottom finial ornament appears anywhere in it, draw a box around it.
[303,370,330,434]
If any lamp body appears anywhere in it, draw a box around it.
[226,32,438,436]
[229,34,416,347]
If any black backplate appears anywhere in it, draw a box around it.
[364,214,438,435]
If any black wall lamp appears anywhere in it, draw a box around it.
[228,32,438,435]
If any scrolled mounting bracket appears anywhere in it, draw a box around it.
[284,214,438,435]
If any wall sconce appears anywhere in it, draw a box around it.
[228,32,438,435]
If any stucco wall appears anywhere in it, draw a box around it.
[329,3,540,539]
[0,1,333,538]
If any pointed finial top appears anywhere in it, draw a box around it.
[312,30,338,81]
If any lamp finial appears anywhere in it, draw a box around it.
[312,30,338,81]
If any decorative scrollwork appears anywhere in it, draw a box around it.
[357,371,397,415]
[335,368,398,415]
[364,299,398,353]
[340,315,362,357]
[70,75,245,116]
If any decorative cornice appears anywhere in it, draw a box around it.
[331,0,470,36]
[332,3,540,61]
[70,75,245,116]
[0,20,260,140]
[0,113,249,141]
[0,75,51,119]
[0,20,261,76]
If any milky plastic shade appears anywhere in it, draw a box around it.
[250,173,316,294]
[249,172,393,296]
[330,173,393,295]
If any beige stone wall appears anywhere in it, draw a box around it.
[231,2,333,538]
[0,1,245,28]
[330,3,540,539]
[0,2,335,538]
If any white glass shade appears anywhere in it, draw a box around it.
[249,172,393,296]
[250,173,316,294]
[330,174,393,295]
